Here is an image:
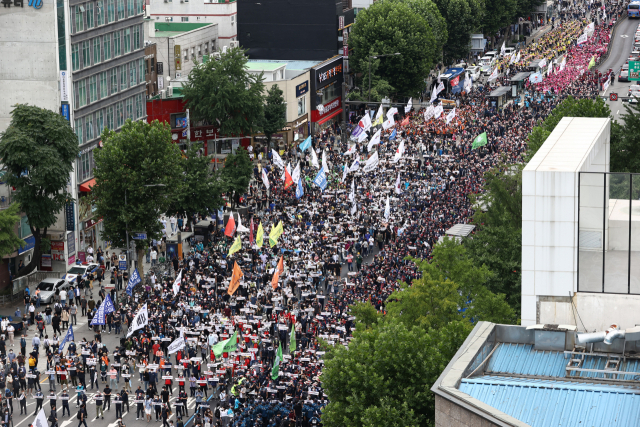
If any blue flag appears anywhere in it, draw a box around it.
[91,294,116,325]
[389,129,397,141]
[126,268,142,296]
[59,324,74,351]
[314,167,328,191]
[298,136,312,152]
[295,178,304,199]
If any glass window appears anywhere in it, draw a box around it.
[126,98,133,121]
[75,118,83,144]
[96,110,104,136]
[113,30,121,57]
[133,25,140,50]
[116,102,124,128]
[103,34,111,60]
[85,115,94,141]
[181,17,188,22]
[120,64,128,91]
[123,28,131,54]
[106,105,114,130]
[72,44,80,71]
[137,93,145,118]
[117,0,124,20]
[127,0,133,17]
[82,40,90,68]
[297,95,306,116]
[96,0,104,25]
[139,58,143,84]
[86,2,94,28]
[93,37,101,64]
[78,79,87,107]
[75,5,84,32]
[129,61,137,87]
[110,68,118,94]
[89,75,97,103]
[184,48,188,63]
[135,0,142,14]
[107,0,114,22]
[100,72,108,98]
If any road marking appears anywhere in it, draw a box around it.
[617,110,620,115]
[622,35,629,38]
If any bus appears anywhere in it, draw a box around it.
[629,1,639,18]
[436,68,467,95]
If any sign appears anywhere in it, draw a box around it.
[629,61,640,81]
[318,64,342,83]
[65,202,75,231]
[132,232,147,240]
[343,46,349,58]
[157,62,163,75]
[41,254,51,268]
[610,92,618,101]
[174,45,182,71]
[67,231,75,257]
[338,15,344,30]
[51,241,64,262]
[158,75,164,90]
[68,254,75,265]
[18,235,35,255]
[60,71,70,102]
[118,254,127,270]
[61,103,70,121]
[85,218,103,229]
[311,97,341,123]
[1,0,43,9]
[295,81,309,98]
[450,76,460,87]
[343,29,349,46]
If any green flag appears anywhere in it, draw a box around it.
[271,343,283,380]
[289,324,296,353]
[471,132,488,149]
[588,56,595,69]
[213,330,238,359]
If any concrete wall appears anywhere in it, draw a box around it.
[263,71,310,123]
[435,395,501,427]
[0,2,60,133]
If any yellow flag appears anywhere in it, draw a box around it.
[588,56,595,69]
[256,222,264,247]
[228,236,242,256]
[269,221,284,247]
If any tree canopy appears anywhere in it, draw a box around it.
[0,104,78,277]
[0,203,25,270]
[432,0,477,64]
[611,102,640,173]
[262,85,287,144]
[220,147,253,208]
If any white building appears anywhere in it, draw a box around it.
[146,0,236,48]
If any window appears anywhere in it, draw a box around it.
[211,39,216,52]
[120,64,128,90]
[116,102,124,128]
[106,105,114,130]
[126,97,133,121]
[181,17,188,22]
[103,34,111,60]
[72,44,80,71]
[100,72,108,98]
[75,5,84,32]
[133,25,140,50]
[297,95,306,116]
[139,58,143,84]
[96,0,104,25]
[117,0,124,20]
[135,0,142,14]
[135,93,144,118]
[79,151,94,181]
[204,42,208,54]
[107,0,114,22]
[77,79,87,107]
[129,61,137,87]
[89,75,97,103]
[75,118,83,144]
[123,28,131,54]
[183,48,188,62]
[110,68,118,94]
[113,30,121,56]
[96,110,104,135]
[197,45,201,56]
[86,3,94,28]
[127,0,133,17]
[93,37,101,64]
[82,40,90,67]
[85,114,94,141]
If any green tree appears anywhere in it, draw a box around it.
[0,104,78,277]
[611,103,640,173]
[262,85,287,145]
[481,0,517,41]
[433,0,477,64]
[347,57,395,103]
[0,203,26,270]
[220,147,253,208]
[165,143,225,230]
[92,119,183,278]
[401,0,448,57]
[348,0,438,96]
[182,48,265,137]
[350,301,382,329]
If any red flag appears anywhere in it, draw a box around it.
[284,168,294,189]
[224,213,236,237]
[249,217,255,245]
[400,116,410,126]
[271,255,284,290]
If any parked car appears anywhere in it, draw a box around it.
[35,278,71,304]
[62,263,99,285]
[466,66,481,82]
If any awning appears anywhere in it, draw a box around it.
[316,109,342,125]
[79,178,96,192]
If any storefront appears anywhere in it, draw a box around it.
[77,194,104,262]
[310,56,344,135]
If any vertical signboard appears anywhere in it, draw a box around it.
[60,71,70,102]
[66,202,75,231]
[174,45,182,71]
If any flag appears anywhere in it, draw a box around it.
[547,61,553,76]
[341,162,348,183]
[382,117,395,130]
[471,132,488,149]
[295,178,304,199]
[213,330,238,358]
[59,324,74,351]
[349,179,355,202]
[577,33,588,45]
[349,157,360,172]
[384,196,390,220]
[261,168,270,189]
[363,151,379,172]
[433,105,443,119]
[359,114,372,133]
[281,162,291,182]
[249,218,255,245]
[284,168,294,189]
[500,41,506,57]
[126,303,148,337]
[488,67,499,81]
[167,335,185,355]
[393,139,405,163]
[310,148,320,169]
[430,85,438,103]
[228,261,243,295]
[313,167,328,191]
[125,268,141,296]
[291,162,301,185]
[271,149,285,169]
[269,221,284,247]
[289,324,296,352]
[322,149,328,172]
[372,105,384,126]
[172,269,182,296]
[343,144,357,156]
[224,212,236,237]
[538,58,547,69]
[237,214,249,232]
[529,73,543,83]
[33,408,48,427]
[271,343,283,380]
[256,222,264,247]
[515,51,521,63]
[386,107,398,120]
[228,236,242,256]
[90,294,115,326]
[436,81,445,94]
[298,136,312,152]
[351,201,357,215]
[560,57,567,72]
[271,255,284,290]
[395,173,402,194]
[404,98,412,114]
[603,79,610,93]
[424,105,434,121]
[351,126,364,140]
[445,107,456,124]
[389,129,397,141]
[367,129,381,152]
[464,72,472,91]
[509,51,516,65]
[400,116,410,126]
[588,56,595,69]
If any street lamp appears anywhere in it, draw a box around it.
[368,53,401,103]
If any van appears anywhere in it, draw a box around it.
[479,56,495,74]
[485,51,498,60]
[502,47,515,58]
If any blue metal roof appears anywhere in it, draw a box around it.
[460,377,640,427]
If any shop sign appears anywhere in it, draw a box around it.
[61,103,70,121]
[296,81,309,98]
[0,0,43,9]
[338,15,344,30]
[51,241,65,261]
[66,202,75,231]
[41,255,52,268]
[67,231,75,257]
[68,254,76,266]
[119,254,127,270]
[18,235,35,255]
[85,218,103,230]
[174,45,182,71]
[60,71,70,102]
[318,64,342,83]
[157,62,163,75]
[319,98,341,117]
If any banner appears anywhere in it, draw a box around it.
[350,126,363,141]
[296,178,304,199]
[488,67,499,81]
[213,330,238,359]
[33,408,48,427]
[445,107,456,125]
[298,136,312,152]
[386,107,398,120]
[349,157,360,172]
[367,129,381,152]
[436,81,445,94]
[125,268,141,296]
[228,262,243,295]
[577,33,588,45]
[363,151,379,173]
[261,168,270,189]
[271,149,285,169]
[126,303,148,338]
[271,343,283,380]
[433,105,443,119]
[290,324,296,352]
[167,336,185,355]
[59,324,74,350]
[472,132,488,149]
[384,196,390,220]
[90,294,115,326]
[172,269,182,296]
[538,58,547,69]
[382,117,395,130]
[313,168,328,191]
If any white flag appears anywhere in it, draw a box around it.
[374,105,384,124]
[436,81,445,94]
[464,72,472,91]
[515,51,521,63]
[500,41,506,57]
[404,98,412,114]
[577,33,588,45]
[384,196,390,220]
[367,129,381,152]
[271,149,285,170]
[33,408,48,427]
[509,51,517,64]
[445,107,456,124]
[560,57,567,72]
[424,105,435,121]
[310,148,320,169]
[322,149,328,172]
[237,214,249,232]
[433,105,444,119]
[126,303,148,338]
[342,163,348,183]
[603,79,610,93]
[538,58,547,69]
[167,335,185,354]
[547,61,553,76]
[349,180,355,202]
[349,157,360,172]
[261,168,270,189]
[488,67,499,81]
[172,269,182,296]
[382,117,395,130]
[359,114,372,133]
[281,162,291,182]
[357,131,368,143]
[430,86,438,103]
[386,107,398,120]
[343,144,357,156]
[395,173,402,194]
[351,202,357,215]
[291,162,301,185]
[363,151,379,172]
[393,139,405,163]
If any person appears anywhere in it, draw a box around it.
[7,324,14,346]
[77,403,88,427]
[115,391,123,419]
[145,397,153,422]
[136,387,145,420]
[95,390,104,419]
[61,389,71,417]
[34,390,43,415]
[48,408,58,427]
[17,390,26,415]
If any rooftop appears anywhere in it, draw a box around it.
[245,62,287,72]
[246,59,322,71]
[152,22,213,38]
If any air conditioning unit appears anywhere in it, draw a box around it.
[165,16,171,21]
[175,72,181,78]
[160,89,166,99]
[167,86,174,97]
[229,41,238,48]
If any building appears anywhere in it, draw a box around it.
[144,21,218,89]
[146,0,236,48]
[144,43,159,97]
[237,0,353,61]
[310,56,345,135]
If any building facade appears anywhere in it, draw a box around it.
[144,43,159,97]
[310,56,345,134]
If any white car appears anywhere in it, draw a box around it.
[62,263,100,285]
[466,66,481,82]
[479,56,495,75]
[35,278,71,304]
[485,51,498,60]
[502,47,515,58]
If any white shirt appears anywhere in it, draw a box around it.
[150,250,158,260]
[59,290,67,301]
[87,246,94,254]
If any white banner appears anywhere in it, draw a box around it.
[271,149,285,169]
[261,168,270,189]
[386,107,398,120]
[404,98,412,114]
[167,337,185,354]
[126,303,148,338]
[33,408,48,427]
[172,270,182,296]
[363,151,379,172]
[433,105,444,119]
[367,129,381,152]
